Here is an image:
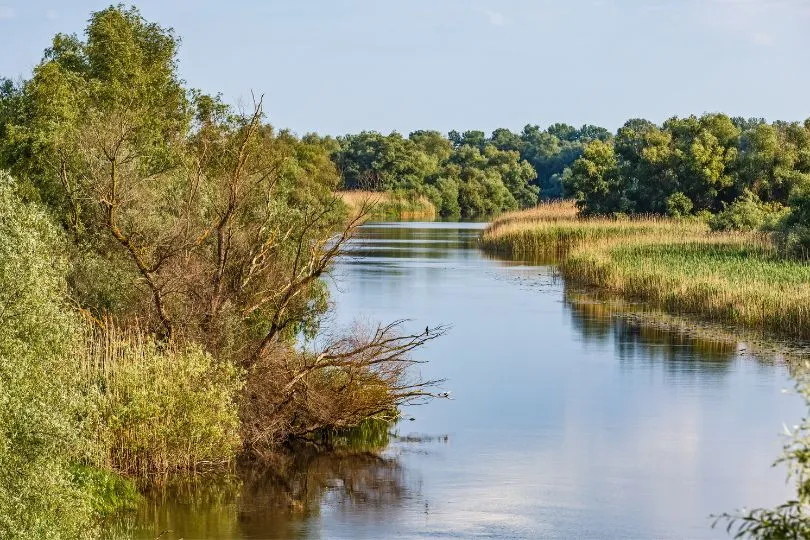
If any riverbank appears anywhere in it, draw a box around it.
[338,190,437,221]
[482,204,810,339]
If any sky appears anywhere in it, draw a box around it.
[1,0,809,136]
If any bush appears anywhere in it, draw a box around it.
[709,190,788,232]
[666,192,693,217]
[778,188,810,258]
[0,171,98,539]
[83,328,244,476]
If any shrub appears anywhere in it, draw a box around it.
[778,188,810,258]
[666,192,693,217]
[0,171,97,539]
[709,190,788,232]
[83,327,245,476]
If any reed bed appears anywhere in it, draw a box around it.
[80,323,244,477]
[484,200,578,234]
[338,190,437,220]
[482,206,810,339]
[482,209,707,259]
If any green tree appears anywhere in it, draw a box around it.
[614,119,679,213]
[564,139,623,214]
[666,114,740,211]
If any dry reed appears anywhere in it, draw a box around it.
[337,190,437,220]
[482,206,810,339]
[80,322,244,477]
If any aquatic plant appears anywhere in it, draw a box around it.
[338,190,437,221]
[81,324,244,477]
[482,205,810,338]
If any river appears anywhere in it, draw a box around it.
[125,221,804,539]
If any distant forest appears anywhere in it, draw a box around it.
[318,123,610,218]
[326,115,810,224]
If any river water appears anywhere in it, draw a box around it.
[126,221,804,539]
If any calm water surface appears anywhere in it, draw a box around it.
[128,222,804,539]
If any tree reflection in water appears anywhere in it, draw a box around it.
[110,421,415,539]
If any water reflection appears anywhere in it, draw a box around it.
[562,286,800,372]
[114,423,422,540]
[565,289,738,369]
[122,222,806,539]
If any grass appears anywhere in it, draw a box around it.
[81,323,244,477]
[482,204,810,340]
[338,190,437,221]
[482,201,706,259]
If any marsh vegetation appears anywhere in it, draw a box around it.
[0,6,445,538]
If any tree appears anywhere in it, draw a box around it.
[489,127,524,153]
[614,119,678,213]
[564,139,623,214]
[666,114,740,211]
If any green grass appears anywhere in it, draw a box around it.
[483,206,810,339]
[564,240,810,338]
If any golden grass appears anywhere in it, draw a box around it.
[482,206,810,339]
[484,200,578,235]
[337,190,437,220]
[80,324,244,477]
[482,204,706,259]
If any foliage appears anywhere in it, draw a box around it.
[329,123,614,218]
[70,465,140,515]
[666,192,693,217]
[709,190,789,232]
[82,326,244,476]
[564,114,810,219]
[0,172,97,539]
[777,186,810,258]
[0,4,444,490]
[564,140,623,215]
[332,130,538,218]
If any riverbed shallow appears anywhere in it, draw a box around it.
[121,221,805,539]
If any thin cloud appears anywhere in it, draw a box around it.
[695,0,807,46]
[752,32,774,46]
[476,8,508,27]
[0,6,15,19]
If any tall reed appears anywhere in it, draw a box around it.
[80,322,244,477]
[338,190,437,220]
[482,206,810,339]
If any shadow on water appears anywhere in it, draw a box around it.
[562,285,810,371]
[106,421,444,540]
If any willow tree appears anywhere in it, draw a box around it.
[1,5,445,450]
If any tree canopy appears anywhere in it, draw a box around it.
[564,114,810,217]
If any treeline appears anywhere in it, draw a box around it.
[563,114,810,253]
[323,123,610,218]
[0,6,440,538]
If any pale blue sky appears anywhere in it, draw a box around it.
[1,0,809,135]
